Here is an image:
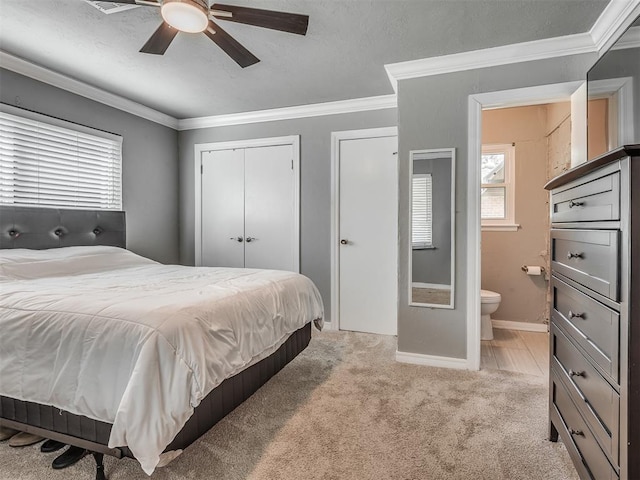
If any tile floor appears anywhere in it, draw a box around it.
[481,328,549,377]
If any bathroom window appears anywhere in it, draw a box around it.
[481,144,516,231]
[411,173,433,248]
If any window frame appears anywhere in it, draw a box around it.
[481,143,517,231]
[0,103,123,211]
[411,172,433,249]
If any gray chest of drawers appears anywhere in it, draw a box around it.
[545,145,640,480]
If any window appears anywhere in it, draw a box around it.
[412,173,433,248]
[481,144,516,230]
[0,105,122,210]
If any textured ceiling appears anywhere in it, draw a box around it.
[0,0,609,119]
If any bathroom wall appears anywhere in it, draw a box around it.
[546,102,572,181]
[481,105,552,325]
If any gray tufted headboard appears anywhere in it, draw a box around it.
[0,206,126,250]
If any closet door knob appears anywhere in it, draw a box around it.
[246,236,256,243]
[567,251,583,259]
[569,200,584,208]
[568,310,585,319]
[568,369,584,377]
[570,429,584,436]
[230,236,243,242]
[340,239,348,245]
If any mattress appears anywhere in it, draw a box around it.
[0,246,324,474]
[0,322,312,457]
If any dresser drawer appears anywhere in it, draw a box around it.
[551,229,619,301]
[552,324,619,465]
[551,370,618,480]
[551,171,620,223]
[552,276,619,382]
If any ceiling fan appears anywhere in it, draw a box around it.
[98,0,309,67]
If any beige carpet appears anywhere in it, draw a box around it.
[0,330,578,480]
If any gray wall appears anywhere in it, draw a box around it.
[0,68,180,264]
[397,53,598,359]
[411,157,452,285]
[178,110,398,321]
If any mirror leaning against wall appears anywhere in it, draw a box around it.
[409,148,455,309]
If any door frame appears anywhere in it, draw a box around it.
[467,81,584,370]
[194,135,301,271]
[468,79,633,370]
[330,126,398,331]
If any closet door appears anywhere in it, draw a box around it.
[201,149,245,267]
[244,144,297,271]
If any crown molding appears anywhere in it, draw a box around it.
[384,33,596,92]
[589,0,640,54]
[0,51,179,129]
[177,94,397,130]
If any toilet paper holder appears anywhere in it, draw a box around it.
[521,265,545,274]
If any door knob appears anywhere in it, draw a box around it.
[567,251,583,259]
[340,239,348,245]
[246,236,256,243]
[230,236,243,242]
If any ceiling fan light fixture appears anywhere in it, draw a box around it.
[161,0,209,33]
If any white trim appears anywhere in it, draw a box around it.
[467,96,483,372]
[468,81,584,373]
[0,51,178,129]
[492,320,548,333]
[589,0,640,54]
[194,135,301,272]
[384,33,595,92]
[330,127,398,330]
[178,95,398,130]
[396,350,469,370]
[408,148,456,310]
[475,82,584,110]
[588,77,635,149]
[412,282,450,290]
[482,224,519,232]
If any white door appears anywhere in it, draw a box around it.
[244,144,297,271]
[200,142,299,272]
[201,149,245,268]
[338,134,398,335]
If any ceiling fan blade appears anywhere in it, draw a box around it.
[210,4,309,36]
[204,20,259,68]
[140,22,178,55]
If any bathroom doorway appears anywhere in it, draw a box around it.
[477,102,570,374]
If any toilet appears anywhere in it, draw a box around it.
[481,289,501,340]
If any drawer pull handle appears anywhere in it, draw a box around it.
[570,429,584,436]
[569,200,584,208]
[568,310,585,319]
[567,251,583,260]
[568,369,585,377]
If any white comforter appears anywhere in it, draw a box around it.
[0,246,323,475]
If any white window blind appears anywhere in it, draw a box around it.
[0,107,122,210]
[412,173,432,248]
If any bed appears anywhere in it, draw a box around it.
[0,206,323,479]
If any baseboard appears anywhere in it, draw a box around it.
[491,319,548,332]
[396,350,469,370]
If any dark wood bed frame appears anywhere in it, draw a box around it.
[0,206,313,479]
